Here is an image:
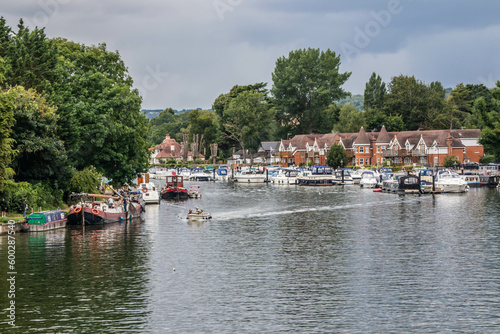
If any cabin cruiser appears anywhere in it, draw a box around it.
[435,170,468,193]
[139,181,161,204]
[214,167,229,181]
[189,167,213,181]
[234,169,268,183]
[359,171,379,188]
[271,169,299,185]
[333,169,354,185]
[298,166,335,186]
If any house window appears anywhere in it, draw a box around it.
[404,157,411,165]
[359,158,364,165]
[359,146,364,153]
[315,157,319,164]
[377,158,380,164]
[434,157,439,165]
[377,146,380,153]
[382,146,386,151]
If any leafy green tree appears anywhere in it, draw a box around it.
[223,90,275,162]
[0,80,15,186]
[326,143,348,169]
[384,75,444,131]
[148,108,190,145]
[188,109,220,154]
[364,72,386,110]
[54,39,149,185]
[443,155,459,167]
[271,48,351,136]
[480,126,500,161]
[318,103,341,133]
[213,83,270,156]
[7,86,69,183]
[69,166,102,193]
[2,20,61,102]
[333,103,366,133]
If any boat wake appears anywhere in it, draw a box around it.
[214,197,420,221]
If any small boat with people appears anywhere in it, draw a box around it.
[25,209,67,231]
[187,208,212,220]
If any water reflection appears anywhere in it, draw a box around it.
[1,184,500,332]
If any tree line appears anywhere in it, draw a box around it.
[0,18,149,213]
[2,16,500,213]
[149,50,500,164]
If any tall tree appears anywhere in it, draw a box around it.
[333,103,366,133]
[7,86,69,183]
[223,90,275,162]
[271,48,351,136]
[0,77,15,186]
[363,72,386,110]
[3,20,61,102]
[384,75,444,130]
[188,109,220,155]
[54,39,149,185]
[212,83,270,156]
[148,108,190,145]
[326,143,348,169]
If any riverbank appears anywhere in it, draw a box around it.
[0,218,27,235]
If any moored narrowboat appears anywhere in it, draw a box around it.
[26,210,67,232]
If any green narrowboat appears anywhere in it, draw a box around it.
[26,210,67,232]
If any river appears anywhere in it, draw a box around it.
[1,182,500,333]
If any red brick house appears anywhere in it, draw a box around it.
[277,127,484,167]
[149,134,204,164]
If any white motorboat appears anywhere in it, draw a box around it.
[271,169,299,185]
[188,185,202,198]
[187,210,212,220]
[333,169,354,185]
[349,169,363,184]
[140,182,161,204]
[359,171,379,188]
[234,170,268,183]
[298,166,336,186]
[435,170,469,193]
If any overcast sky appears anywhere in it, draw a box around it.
[2,0,500,110]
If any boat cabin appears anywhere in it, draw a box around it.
[165,175,184,188]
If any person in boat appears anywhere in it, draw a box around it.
[123,197,128,212]
[108,197,114,208]
[189,209,193,214]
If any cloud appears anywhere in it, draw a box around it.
[2,0,500,109]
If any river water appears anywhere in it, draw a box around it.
[1,182,500,333]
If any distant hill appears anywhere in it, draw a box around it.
[336,94,364,110]
[142,108,203,119]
